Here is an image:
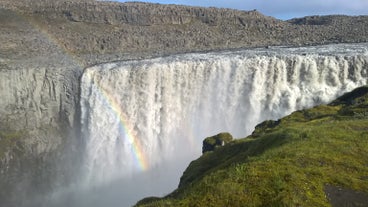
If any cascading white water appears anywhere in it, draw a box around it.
[79,43,368,206]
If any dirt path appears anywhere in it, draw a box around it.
[325,185,368,207]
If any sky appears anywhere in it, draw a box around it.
[116,0,368,20]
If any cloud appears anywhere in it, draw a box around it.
[119,0,368,19]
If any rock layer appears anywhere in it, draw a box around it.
[1,0,368,65]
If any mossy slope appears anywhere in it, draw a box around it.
[136,86,368,207]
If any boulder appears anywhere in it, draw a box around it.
[202,132,233,154]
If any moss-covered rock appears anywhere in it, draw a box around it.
[202,132,233,153]
[331,85,368,106]
[252,120,281,137]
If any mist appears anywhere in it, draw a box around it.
[36,158,187,207]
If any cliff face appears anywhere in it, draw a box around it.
[0,7,81,158]
[0,67,77,151]
[0,59,81,206]
[0,7,82,205]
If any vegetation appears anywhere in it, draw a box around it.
[136,86,368,207]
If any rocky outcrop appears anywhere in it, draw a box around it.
[202,132,233,153]
[287,15,368,44]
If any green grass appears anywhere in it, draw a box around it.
[136,86,368,207]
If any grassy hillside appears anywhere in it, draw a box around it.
[136,86,368,207]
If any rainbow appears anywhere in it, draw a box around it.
[20,13,149,171]
[96,82,149,171]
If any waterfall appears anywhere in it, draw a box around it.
[79,43,368,206]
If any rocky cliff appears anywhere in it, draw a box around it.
[0,6,83,205]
